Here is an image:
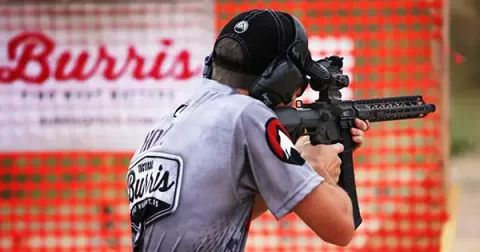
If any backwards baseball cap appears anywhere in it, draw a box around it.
[212,9,300,76]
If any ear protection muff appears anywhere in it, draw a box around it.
[202,53,213,79]
[248,13,311,107]
[289,15,310,96]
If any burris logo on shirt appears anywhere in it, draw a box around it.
[127,152,183,230]
[265,118,305,166]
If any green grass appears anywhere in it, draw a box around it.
[451,91,480,156]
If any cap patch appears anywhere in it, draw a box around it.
[234,20,249,34]
[265,117,305,166]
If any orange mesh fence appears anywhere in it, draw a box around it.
[0,153,132,252]
[216,1,447,251]
[0,0,447,251]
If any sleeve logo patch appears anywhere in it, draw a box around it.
[265,118,305,166]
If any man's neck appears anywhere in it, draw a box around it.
[235,88,249,95]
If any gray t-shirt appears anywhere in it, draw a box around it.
[127,79,324,252]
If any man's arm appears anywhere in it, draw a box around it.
[250,152,354,246]
[237,101,364,247]
[293,140,356,246]
[250,118,369,225]
[293,164,354,246]
[291,118,370,246]
[252,184,354,247]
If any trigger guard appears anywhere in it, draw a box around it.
[289,126,305,144]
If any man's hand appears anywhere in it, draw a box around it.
[295,137,344,184]
[295,118,370,183]
[351,118,370,149]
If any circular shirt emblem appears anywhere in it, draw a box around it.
[234,20,249,34]
[265,118,305,166]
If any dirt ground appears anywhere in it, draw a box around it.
[450,150,480,251]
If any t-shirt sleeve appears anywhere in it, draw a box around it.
[238,101,324,220]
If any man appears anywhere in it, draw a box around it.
[127,9,370,252]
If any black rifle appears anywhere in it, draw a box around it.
[273,56,436,229]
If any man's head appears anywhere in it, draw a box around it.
[205,9,312,107]
[210,37,257,91]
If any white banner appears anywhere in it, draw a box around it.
[0,3,355,152]
[0,3,215,151]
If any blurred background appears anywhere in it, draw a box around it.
[0,0,477,251]
[448,0,480,251]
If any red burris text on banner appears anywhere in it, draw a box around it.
[0,32,202,84]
